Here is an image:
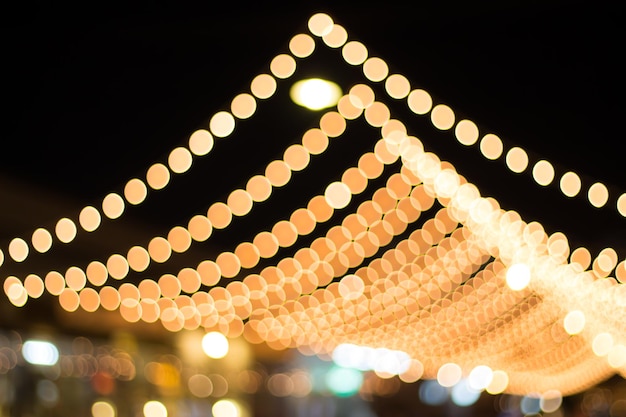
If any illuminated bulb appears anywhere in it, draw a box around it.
[22,340,59,366]
[592,333,614,356]
[437,362,462,387]
[486,370,509,394]
[540,390,563,413]
[290,79,342,110]
[32,228,53,253]
[9,237,29,262]
[143,400,167,417]
[431,104,455,130]
[202,332,229,359]
[563,310,585,335]
[324,182,351,209]
[212,399,240,417]
[92,401,116,417]
[506,263,531,291]
[588,182,609,208]
[210,111,236,138]
[532,160,555,186]
[56,218,77,243]
[468,365,493,391]
[506,147,529,173]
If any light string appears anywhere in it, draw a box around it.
[3,12,626,399]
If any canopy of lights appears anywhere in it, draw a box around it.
[2,11,625,406]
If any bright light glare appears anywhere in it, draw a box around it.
[202,331,229,359]
[212,399,240,417]
[506,263,531,291]
[332,343,411,375]
[143,400,167,417]
[290,78,342,110]
[22,340,59,366]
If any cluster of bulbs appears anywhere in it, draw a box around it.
[2,12,625,401]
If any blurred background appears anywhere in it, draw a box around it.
[0,2,624,416]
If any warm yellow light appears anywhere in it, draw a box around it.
[202,331,229,359]
[143,400,167,417]
[92,400,116,417]
[563,310,585,335]
[212,399,240,417]
[290,79,342,110]
[437,362,462,387]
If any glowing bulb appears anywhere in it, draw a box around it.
[506,263,531,291]
[290,78,342,110]
[143,400,167,417]
[202,332,229,359]
[22,340,59,366]
[563,310,585,335]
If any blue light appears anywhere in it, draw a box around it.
[451,379,481,407]
[419,380,448,406]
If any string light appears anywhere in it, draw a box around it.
[2,12,625,401]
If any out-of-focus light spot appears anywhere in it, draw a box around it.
[338,274,365,300]
[506,147,529,173]
[363,57,389,82]
[23,340,59,366]
[325,366,363,397]
[325,182,351,209]
[419,379,448,406]
[290,78,342,110]
[124,178,148,205]
[202,332,229,359]
[188,374,213,398]
[267,373,294,397]
[455,119,479,146]
[607,344,626,368]
[342,41,368,65]
[532,160,555,186]
[251,73,277,99]
[385,74,410,99]
[212,399,240,417]
[32,228,53,253]
[37,379,59,405]
[146,163,170,190]
[560,171,581,197]
[563,310,585,335]
[231,94,257,120]
[521,395,541,415]
[210,111,236,138]
[506,263,531,291]
[270,54,296,79]
[540,390,563,413]
[479,134,503,160]
[92,400,116,417]
[322,24,348,48]
[617,193,626,217]
[486,370,509,394]
[408,89,432,115]
[102,193,125,219]
[189,129,214,155]
[451,379,481,407]
[56,218,77,243]
[588,182,609,208]
[79,206,101,232]
[437,363,462,387]
[289,33,315,58]
[308,13,333,37]
[431,104,455,130]
[592,333,614,356]
[9,237,29,262]
[24,274,44,298]
[468,365,493,391]
[143,400,167,417]
[107,254,129,280]
[168,147,192,174]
